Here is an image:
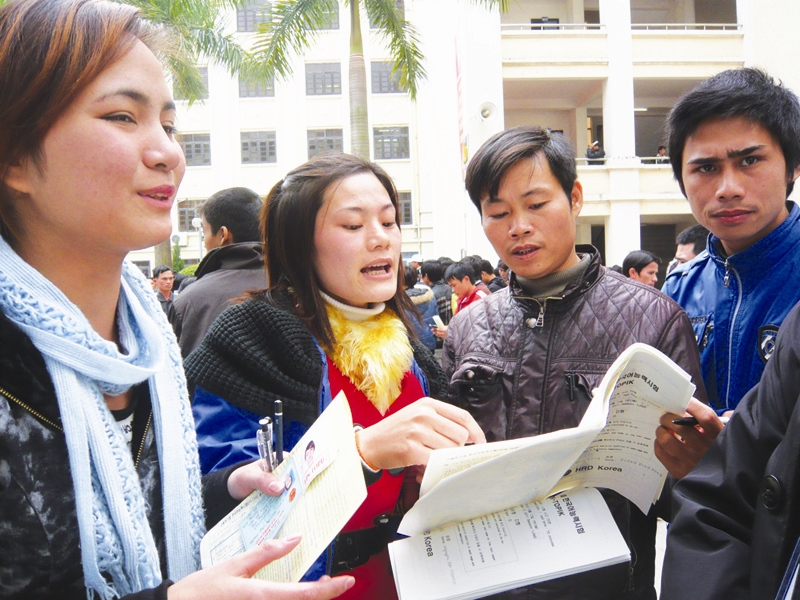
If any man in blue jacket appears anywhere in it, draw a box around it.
[662,68,800,415]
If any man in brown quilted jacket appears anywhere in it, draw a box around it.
[443,126,723,600]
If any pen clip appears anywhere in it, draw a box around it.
[257,416,274,472]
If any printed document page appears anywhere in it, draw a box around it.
[390,487,630,600]
[200,392,367,581]
[554,344,695,512]
[399,423,603,537]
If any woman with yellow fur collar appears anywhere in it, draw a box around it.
[186,153,485,599]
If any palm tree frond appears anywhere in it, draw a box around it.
[251,0,333,80]
[363,0,426,99]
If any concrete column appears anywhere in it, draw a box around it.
[606,200,642,266]
[576,222,592,245]
[598,0,636,160]
[573,107,588,157]
[568,0,585,23]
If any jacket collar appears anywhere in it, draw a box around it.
[195,242,264,279]
[508,245,602,310]
[706,201,800,285]
[0,309,62,429]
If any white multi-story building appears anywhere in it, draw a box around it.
[129,0,800,285]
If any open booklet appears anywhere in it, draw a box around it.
[389,487,630,600]
[390,343,695,599]
[200,392,367,582]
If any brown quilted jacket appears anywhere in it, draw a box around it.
[443,247,705,600]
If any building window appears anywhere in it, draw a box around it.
[305,63,341,95]
[373,126,409,160]
[132,261,152,278]
[307,128,343,158]
[237,0,271,32]
[239,77,275,97]
[177,133,211,166]
[178,199,202,232]
[370,0,404,28]
[371,61,402,94]
[318,2,339,29]
[398,192,412,225]
[241,131,277,163]
[174,66,208,101]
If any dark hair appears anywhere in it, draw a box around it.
[479,259,494,276]
[444,261,474,284]
[0,0,164,242]
[403,265,419,289]
[667,68,800,197]
[262,152,417,350]
[622,251,661,277]
[465,126,577,213]
[497,260,508,271]
[419,260,443,283]
[438,257,454,271]
[152,264,173,279]
[657,145,667,152]
[460,256,482,282]
[676,224,709,256]
[197,187,262,244]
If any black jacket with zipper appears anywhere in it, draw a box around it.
[0,309,238,599]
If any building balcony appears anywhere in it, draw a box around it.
[631,24,744,78]
[501,23,743,81]
[501,24,608,80]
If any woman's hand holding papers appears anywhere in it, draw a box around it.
[167,535,354,600]
[357,397,486,470]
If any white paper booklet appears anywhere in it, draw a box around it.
[399,343,696,537]
[389,487,630,600]
[200,392,367,582]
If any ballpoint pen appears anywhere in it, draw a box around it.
[274,399,284,465]
[257,417,274,473]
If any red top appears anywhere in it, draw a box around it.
[457,287,487,313]
[325,357,426,599]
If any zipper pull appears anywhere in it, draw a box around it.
[525,303,545,328]
[723,261,730,288]
[566,373,578,402]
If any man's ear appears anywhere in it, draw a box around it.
[5,160,34,197]
[628,268,638,279]
[219,225,234,246]
[570,180,584,217]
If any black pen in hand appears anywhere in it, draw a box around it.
[274,399,284,465]
[672,416,730,426]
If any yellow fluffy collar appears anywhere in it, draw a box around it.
[326,304,413,415]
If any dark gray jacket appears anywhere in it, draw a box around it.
[662,301,800,600]
[444,247,705,600]
[170,242,267,358]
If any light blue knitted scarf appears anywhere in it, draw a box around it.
[0,238,205,599]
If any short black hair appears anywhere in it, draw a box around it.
[622,251,661,277]
[403,265,419,289]
[667,68,800,197]
[460,256,482,281]
[676,224,709,256]
[420,260,443,282]
[465,126,577,214]
[479,259,494,276]
[197,187,262,244]
[444,261,473,284]
[152,264,173,279]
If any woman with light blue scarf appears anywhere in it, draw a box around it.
[0,1,354,599]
